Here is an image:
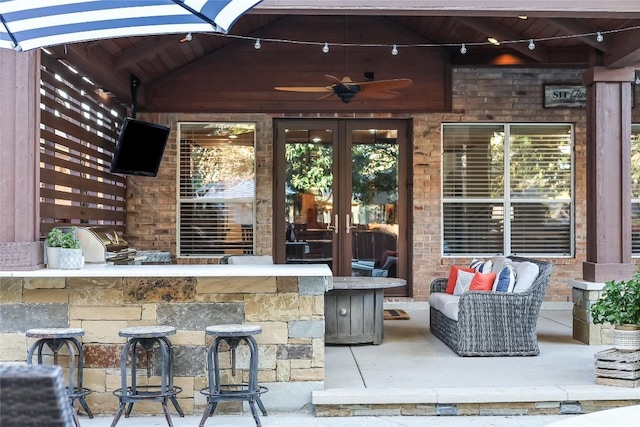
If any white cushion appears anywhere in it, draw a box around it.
[428,292,459,312]
[490,256,509,274]
[493,263,517,292]
[454,270,475,296]
[512,261,540,293]
[440,300,460,321]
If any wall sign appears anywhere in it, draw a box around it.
[544,84,586,108]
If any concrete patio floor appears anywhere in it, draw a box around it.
[77,304,639,426]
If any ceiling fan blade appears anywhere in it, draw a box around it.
[274,86,333,93]
[358,78,413,91]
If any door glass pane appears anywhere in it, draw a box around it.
[284,129,334,268]
[350,129,399,277]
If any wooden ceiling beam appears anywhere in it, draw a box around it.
[604,30,640,68]
[48,44,133,106]
[544,18,609,53]
[454,17,549,63]
[114,36,179,72]
[253,0,640,18]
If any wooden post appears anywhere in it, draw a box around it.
[581,66,636,282]
[0,49,42,270]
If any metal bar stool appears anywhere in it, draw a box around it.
[199,324,268,427]
[26,327,93,427]
[111,325,184,427]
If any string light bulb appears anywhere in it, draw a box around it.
[596,31,604,42]
[180,32,192,43]
[391,44,398,56]
[635,73,640,85]
[460,43,467,54]
[254,38,261,49]
[322,42,329,54]
[528,39,535,50]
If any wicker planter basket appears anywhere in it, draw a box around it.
[614,325,640,352]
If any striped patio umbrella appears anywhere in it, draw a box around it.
[0,0,262,51]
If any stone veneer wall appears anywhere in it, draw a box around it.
[122,68,640,302]
[0,274,326,415]
[572,285,612,345]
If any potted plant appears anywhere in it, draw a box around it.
[590,270,640,352]
[46,227,84,270]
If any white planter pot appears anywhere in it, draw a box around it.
[614,324,640,352]
[45,247,60,269]
[59,248,84,270]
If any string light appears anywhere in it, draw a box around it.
[202,24,640,52]
[528,39,535,50]
[254,38,261,49]
[636,73,640,85]
[180,32,192,43]
[391,44,398,55]
[460,43,467,54]
[322,42,329,54]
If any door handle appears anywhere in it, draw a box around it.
[327,214,339,234]
[345,214,357,234]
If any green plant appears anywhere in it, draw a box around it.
[590,270,640,326]
[46,227,81,249]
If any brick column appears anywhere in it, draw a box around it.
[581,66,636,283]
[0,49,42,270]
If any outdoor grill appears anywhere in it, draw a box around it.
[75,227,138,264]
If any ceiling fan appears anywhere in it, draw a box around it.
[275,74,413,104]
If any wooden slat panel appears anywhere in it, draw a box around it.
[39,54,127,239]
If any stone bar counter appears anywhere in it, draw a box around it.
[0,263,332,415]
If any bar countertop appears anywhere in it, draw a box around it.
[0,263,333,278]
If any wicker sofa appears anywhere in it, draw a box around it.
[429,256,552,356]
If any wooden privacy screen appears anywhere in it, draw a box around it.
[39,53,127,238]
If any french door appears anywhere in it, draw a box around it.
[274,119,410,295]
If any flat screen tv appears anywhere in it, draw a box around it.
[110,118,170,177]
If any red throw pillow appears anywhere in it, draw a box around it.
[446,265,475,294]
[470,272,497,291]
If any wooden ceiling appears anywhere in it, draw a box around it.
[46,1,640,112]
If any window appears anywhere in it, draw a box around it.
[178,122,256,257]
[442,124,573,257]
[633,124,640,256]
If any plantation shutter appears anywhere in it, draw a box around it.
[177,123,256,257]
[442,124,505,255]
[632,124,640,256]
[442,123,573,256]
[39,52,126,238]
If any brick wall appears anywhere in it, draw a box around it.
[123,68,640,303]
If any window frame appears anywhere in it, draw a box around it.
[176,121,257,259]
[441,122,575,258]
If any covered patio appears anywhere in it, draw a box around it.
[1,0,640,422]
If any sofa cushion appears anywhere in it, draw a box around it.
[470,258,493,273]
[440,299,460,321]
[446,265,475,294]
[490,256,509,274]
[470,272,496,291]
[428,292,459,312]
[493,263,516,292]
[453,270,475,296]
[511,261,540,293]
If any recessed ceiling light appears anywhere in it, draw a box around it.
[488,37,501,46]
